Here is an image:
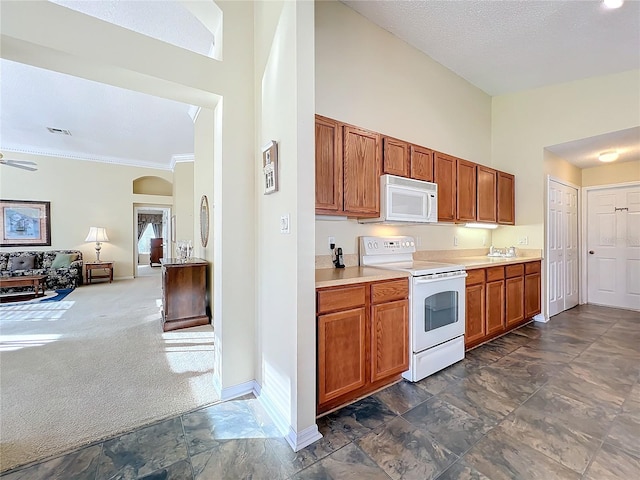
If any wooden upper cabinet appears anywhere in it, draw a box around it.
[343,126,381,216]
[434,152,456,221]
[477,166,497,223]
[456,159,477,222]
[382,137,409,177]
[410,145,434,182]
[315,116,342,214]
[497,171,515,225]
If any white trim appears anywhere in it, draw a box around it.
[220,380,258,401]
[188,105,202,123]
[533,313,548,323]
[581,181,640,308]
[285,424,323,452]
[170,154,195,171]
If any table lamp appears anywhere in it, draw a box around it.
[85,227,109,262]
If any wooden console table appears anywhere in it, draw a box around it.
[86,261,114,284]
[160,258,209,331]
[0,275,47,302]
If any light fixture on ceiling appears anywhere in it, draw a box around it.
[603,0,624,9]
[598,150,619,163]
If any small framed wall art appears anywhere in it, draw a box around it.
[262,140,278,195]
[0,199,51,246]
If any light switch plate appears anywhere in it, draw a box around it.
[280,214,290,234]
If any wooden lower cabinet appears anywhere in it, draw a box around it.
[465,282,486,346]
[161,258,209,332]
[465,260,541,350]
[525,261,542,318]
[317,278,408,415]
[317,308,367,405]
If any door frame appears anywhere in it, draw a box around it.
[581,180,640,306]
[133,205,172,277]
[546,175,581,317]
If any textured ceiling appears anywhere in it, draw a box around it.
[1,1,638,171]
[342,0,640,96]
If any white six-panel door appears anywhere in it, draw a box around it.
[548,179,579,317]
[587,185,640,310]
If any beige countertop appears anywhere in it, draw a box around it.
[316,267,410,289]
[315,256,542,288]
[440,256,542,270]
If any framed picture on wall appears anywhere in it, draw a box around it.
[262,140,278,195]
[0,199,51,246]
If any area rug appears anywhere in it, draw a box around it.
[0,288,74,305]
[0,276,219,472]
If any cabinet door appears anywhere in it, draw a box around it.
[486,279,505,336]
[477,166,497,223]
[497,171,515,225]
[456,159,477,221]
[505,276,525,327]
[465,283,486,348]
[315,116,343,213]
[371,299,409,382]
[318,307,367,404]
[382,137,409,177]
[410,145,433,182]
[343,126,380,216]
[434,152,456,221]
[525,272,542,318]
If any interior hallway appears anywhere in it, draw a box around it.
[1,304,638,479]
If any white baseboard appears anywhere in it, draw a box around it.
[220,380,258,401]
[533,313,548,323]
[257,386,323,452]
[286,424,323,452]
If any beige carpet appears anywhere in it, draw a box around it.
[0,275,219,472]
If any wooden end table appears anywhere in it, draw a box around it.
[0,275,47,301]
[86,261,114,284]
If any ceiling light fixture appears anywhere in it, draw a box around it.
[598,151,619,163]
[603,0,624,9]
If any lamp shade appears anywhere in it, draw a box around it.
[85,227,109,242]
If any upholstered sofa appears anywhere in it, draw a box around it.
[0,250,83,293]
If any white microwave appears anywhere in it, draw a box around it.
[360,174,438,224]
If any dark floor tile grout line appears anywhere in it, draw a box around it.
[178,414,197,480]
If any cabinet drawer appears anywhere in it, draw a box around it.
[525,261,541,274]
[486,266,505,282]
[317,285,366,314]
[505,264,524,278]
[466,269,485,286]
[371,279,409,304]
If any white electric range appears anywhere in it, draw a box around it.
[360,236,467,381]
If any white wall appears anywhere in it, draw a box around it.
[255,0,318,447]
[314,0,493,256]
[0,152,172,278]
[582,160,640,187]
[172,161,195,249]
[491,70,640,249]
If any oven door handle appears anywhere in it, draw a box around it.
[413,272,467,284]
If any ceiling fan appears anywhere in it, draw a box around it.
[0,153,38,171]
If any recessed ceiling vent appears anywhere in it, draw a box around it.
[47,127,72,136]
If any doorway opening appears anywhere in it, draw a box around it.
[134,206,171,277]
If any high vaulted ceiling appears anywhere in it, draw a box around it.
[1,0,638,171]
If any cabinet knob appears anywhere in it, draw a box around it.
[589,250,595,254]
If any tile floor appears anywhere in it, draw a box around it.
[2,304,638,479]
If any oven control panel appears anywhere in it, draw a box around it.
[360,236,416,256]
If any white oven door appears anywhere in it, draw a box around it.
[411,273,466,352]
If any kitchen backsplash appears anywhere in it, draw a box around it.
[316,247,543,269]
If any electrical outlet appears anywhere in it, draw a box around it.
[280,214,290,234]
[453,235,458,247]
[482,236,487,246]
[518,236,528,245]
[416,236,422,247]
[328,236,335,249]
